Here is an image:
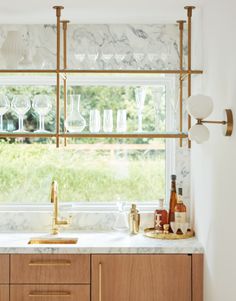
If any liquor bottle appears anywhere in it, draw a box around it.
[175,188,187,223]
[168,175,178,229]
[154,199,168,231]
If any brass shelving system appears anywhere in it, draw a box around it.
[0,5,202,148]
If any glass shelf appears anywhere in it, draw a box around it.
[0,132,188,139]
[0,69,203,75]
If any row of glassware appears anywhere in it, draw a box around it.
[0,88,147,133]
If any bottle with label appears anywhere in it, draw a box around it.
[174,188,187,223]
[168,175,178,229]
[154,199,168,231]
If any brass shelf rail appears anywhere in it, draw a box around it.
[0,69,203,75]
[0,132,188,139]
[0,5,200,147]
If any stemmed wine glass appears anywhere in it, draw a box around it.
[12,95,31,133]
[135,87,146,132]
[0,95,10,132]
[33,95,52,133]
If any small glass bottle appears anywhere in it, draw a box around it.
[174,188,187,223]
[154,199,168,231]
[168,175,178,229]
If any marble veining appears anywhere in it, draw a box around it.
[0,232,204,254]
[0,24,187,70]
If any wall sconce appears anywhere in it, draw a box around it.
[186,95,233,144]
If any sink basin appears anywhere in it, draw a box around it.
[28,237,78,245]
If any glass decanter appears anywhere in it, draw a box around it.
[65,95,86,133]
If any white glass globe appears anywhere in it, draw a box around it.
[188,124,210,144]
[186,95,213,119]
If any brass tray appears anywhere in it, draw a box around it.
[144,228,194,240]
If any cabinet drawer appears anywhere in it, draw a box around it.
[0,285,9,301]
[0,255,9,284]
[11,255,90,284]
[10,285,90,301]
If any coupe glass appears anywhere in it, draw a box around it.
[33,95,52,133]
[12,95,31,133]
[0,94,10,132]
[135,87,146,132]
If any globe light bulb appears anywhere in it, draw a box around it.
[188,124,210,144]
[186,95,213,119]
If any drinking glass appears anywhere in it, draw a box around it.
[89,109,101,133]
[33,95,52,133]
[103,109,113,133]
[12,95,31,132]
[117,109,127,132]
[113,201,129,232]
[135,87,146,132]
[0,94,10,132]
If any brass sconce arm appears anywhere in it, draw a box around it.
[196,109,233,136]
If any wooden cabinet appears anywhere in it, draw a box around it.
[11,254,90,284]
[92,254,195,301]
[0,253,202,301]
[0,285,9,301]
[0,255,9,284]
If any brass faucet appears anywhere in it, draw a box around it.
[50,180,69,235]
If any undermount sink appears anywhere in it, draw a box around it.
[28,237,78,245]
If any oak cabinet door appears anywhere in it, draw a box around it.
[92,254,191,301]
[0,285,9,301]
[0,255,9,284]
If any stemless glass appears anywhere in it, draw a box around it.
[103,109,113,133]
[135,87,146,132]
[12,95,31,133]
[89,109,101,133]
[0,94,10,132]
[32,95,52,133]
[117,109,127,132]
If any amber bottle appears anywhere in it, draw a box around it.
[154,199,168,231]
[168,175,178,230]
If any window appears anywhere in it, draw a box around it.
[0,74,176,204]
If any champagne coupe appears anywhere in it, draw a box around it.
[33,95,52,133]
[135,87,146,132]
[12,95,31,133]
[0,94,10,132]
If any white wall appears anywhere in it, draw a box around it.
[192,0,236,300]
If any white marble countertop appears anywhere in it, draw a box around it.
[0,232,204,254]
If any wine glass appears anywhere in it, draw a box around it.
[11,95,31,133]
[32,95,52,133]
[135,87,146,132]
[0,94,10,132]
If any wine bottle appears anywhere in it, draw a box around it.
[168,175,178,230]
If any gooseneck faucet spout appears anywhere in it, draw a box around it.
[50,180,69,235]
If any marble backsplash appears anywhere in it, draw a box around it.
[0,24,187,70]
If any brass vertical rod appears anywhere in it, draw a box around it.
[61,20,70,147]
[177,20,186,147]
[185,6,195,148]
[53,6,64,148]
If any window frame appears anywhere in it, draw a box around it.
[0,74,177,211]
